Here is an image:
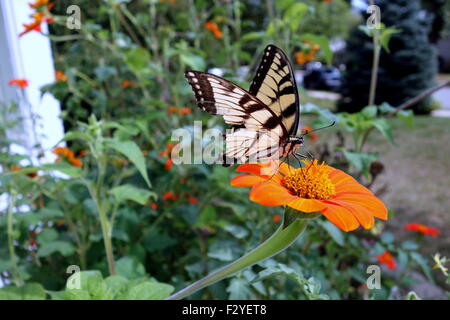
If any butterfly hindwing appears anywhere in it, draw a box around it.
[249,45,300,136]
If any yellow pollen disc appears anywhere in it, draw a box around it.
[282,160,336,200]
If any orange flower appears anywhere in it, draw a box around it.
[187,195,198,205]
[164,158,173,171]
[159,143,174,157]
[404,223,440,237]
[28,0,53,9]
[52,146,82,167]
[272,214,281,223]
[230,160,388,232]
[302,125,318,142]
[19,12,53,37]
[121,80,136,88]
[163,192,178,201]
[377,251,396,270]
[205,21,223,39]
[8,79,29,88]
[167,106,179,114]
[55,71,68,82]
[179,107,192,115]
[151,202,158,210]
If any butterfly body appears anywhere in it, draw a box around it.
[185,45,302,165]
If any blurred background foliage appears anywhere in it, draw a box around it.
[0,0,449,300]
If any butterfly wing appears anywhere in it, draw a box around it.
[249,45,300,136]
[185,70,288,164]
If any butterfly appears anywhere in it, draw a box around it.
[185,44,306,166]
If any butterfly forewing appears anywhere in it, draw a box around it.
[184,45,301,165]
[249,45,300,136]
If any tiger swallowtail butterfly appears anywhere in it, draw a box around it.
[185,44,304,166]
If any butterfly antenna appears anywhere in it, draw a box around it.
[302,121,336,137]
[266,158,284,182]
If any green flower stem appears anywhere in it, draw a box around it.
[166,209,320,300]
[7,190,23,287]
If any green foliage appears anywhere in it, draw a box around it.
[338,0,438,114]
[0,0,441,301]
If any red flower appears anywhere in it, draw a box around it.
[404,223,440,237]
[187,195,198,205]
[164,158,173,171]
[121,80,136,88]
[302,125,318,142]
[205,21,223,39]
[55,71,68,82]
[163,192,177,201]
[272,214,281,223]
[53,146,83,167]
[19,12,53,37]
[151,202,158,210]
[179,107,192,115]
[377,251,396,270]
[8,79,29,88]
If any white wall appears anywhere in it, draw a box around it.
[0,0,64,164]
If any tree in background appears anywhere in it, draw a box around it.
[338,0,438,114]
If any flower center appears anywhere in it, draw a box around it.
[282,160,336,200]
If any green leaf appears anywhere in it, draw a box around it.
[226,277,251,300]
[379,28,402,53]
[116,256,146,279]
[380,232,394,244]
[283,2,308,31]
[125,47,151,74]
[0,283,47,300]
[40,163,82,178]
[361,105,378,119]
[180,52,205,70]
[224,224,249,239]
[38,240,76,257]
[396,109,414,128]
[401,240,419,251]
[197,205,217,226]
[107,140,151,188]
[301,34,333,65]
[320,220,345,246]
[126,281,174,300]
[340,149,378,179]
[410,252,434,283]
[372,118,394,143]
[109,184,155,205]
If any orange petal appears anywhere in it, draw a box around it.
[320,202,360,232]
[329,200,375,229]
[230,174,266,187]
[235,161,283,179]
[249,181,297,206]
[334,194,388,220]
[287,198,327,213]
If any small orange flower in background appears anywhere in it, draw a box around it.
[187,195,198,205]
[302,125,318,142]
[10,165,37,178]
[8,79,29,88]
[295,41,320,66]
[179,107,193,115]
[167,106,193,115]
[159,143,175,171]
[53,146,83,168]
[205,21,223,39]
[55,71,68,82]
[163,192,178,201]
[272,214,281,223]
[151,202,158,210]
[230,160,388,232]
[121,80,136,88]
[19,12,54,37]
[377,251,396,270]
[164,158,173,171]
[404,223,440,237]
[28,0,54,9]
